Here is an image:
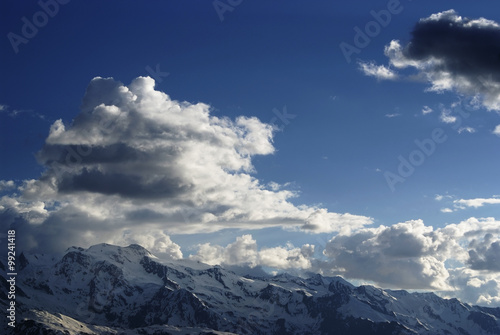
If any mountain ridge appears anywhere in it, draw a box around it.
[2,243,499,334]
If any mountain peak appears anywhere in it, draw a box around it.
[4,243,500,335]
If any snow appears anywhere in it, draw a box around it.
[10,243,500,335]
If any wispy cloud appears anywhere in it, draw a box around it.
[422,106,433,115]
[385,113,400,118]
[358,61,397,80]
[0,103,45,119]
[190,234,315,270]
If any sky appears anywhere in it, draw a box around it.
[1,0,500,307]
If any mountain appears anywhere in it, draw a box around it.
[1,243,499,334]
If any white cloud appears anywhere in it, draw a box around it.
[422,106,433,115]
[0,180,15,192]
[0,76,372,254]
[443,268,500,306]
[358,61,397,80]
[457,127,476,134]
[384,113,400,118]
[189,234,315,270]
[439,108,457,124]
[440,208,453,213]
[493,124,500,136]
[435,194,453,201]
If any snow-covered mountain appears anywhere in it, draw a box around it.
[2,243,499,334]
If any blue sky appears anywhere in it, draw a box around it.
[2,0,500,306]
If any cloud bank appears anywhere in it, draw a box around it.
[185,217,500,306]
[0,76,372,255]
[361,9,500,111]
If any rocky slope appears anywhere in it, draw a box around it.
[1,243,499,334]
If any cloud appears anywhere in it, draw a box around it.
[323,220,457,289]
[363,10,500,111]
[439,107,457,124]
[0,76,372,254]
[358,61,397,80]
[422,106,433,115]
[444,268,500,306]
[189,234,315,270]
[322,217,500,290]
[384,113,400,118]
[493,125,500,136]
[119,230,183,260]
[457,126,476,134]
[454,197,500,209]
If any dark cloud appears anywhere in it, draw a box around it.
[404,11,500,71]
[57,168,191,199]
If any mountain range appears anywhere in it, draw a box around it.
[1,243,499,334]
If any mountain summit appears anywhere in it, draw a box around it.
[2,243,499,334]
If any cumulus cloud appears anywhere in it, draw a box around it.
[457,126,476,134]
[323,220,458,289]
[119,230,183,260]
[0,76,372,254]
[321,216,500,288]
[300,208,371,235]
[384,113,400,118]
[444,268,500,306]
[189,234,315,270]
[0,180,15,192]
[468,233,500,272]
[439,108,457,124]
[363,10,500,111]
